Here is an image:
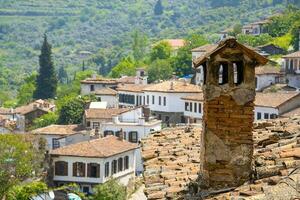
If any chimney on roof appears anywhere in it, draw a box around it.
[118,128,124,141]
[95,127,100,138]
[112,115,119,124]
[170,81,174,90]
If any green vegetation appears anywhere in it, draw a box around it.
[6,181,48,200]
[148,59,173,82]
[33,35,57,99]
[93,179,127,200]
[0,0,290,97]
[0,134,44,199]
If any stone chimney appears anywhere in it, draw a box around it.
[112,115,119,124]
[195,38,268,189]
[118,128,124,141]
[170,81,174,90]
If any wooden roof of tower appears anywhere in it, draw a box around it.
[193,37,268,68]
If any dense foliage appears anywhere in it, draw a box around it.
[6,181,48,200]
[92,179,127,200]
[0,134,43,199]
[33,35,57,99]
[0,0,289,95]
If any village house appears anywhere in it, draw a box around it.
[255,64,280,91]
[181,94,203,124]
[32,124,88,150]
[143,80,202,124]
[282,50,300,88]
[256,43,286,56]
[99,107,161,174]
[91,87,118,108]
[242,19,269,35]
[254,91,300,120]
[163,39,186,56]
[117,84,150,107]
[50,136,138,194]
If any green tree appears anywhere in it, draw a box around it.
[93,179,127,200]
[172,34,208,76]
[154,0,163,15]
[237,33,273,47]
[16,73,37,106]
[230,23,242,37]
[291,26,300,51]
[0,134,42,199]
[33,34,57,100]
[132,30,148,62]
[6,181,48,200]
[58,66,68,84]
[150,41,171,61]
[32,112,58,130]
[148,59,173,82]
[111,57,135,78]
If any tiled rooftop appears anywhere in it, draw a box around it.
[32,124,85,136]
[255,92,300,108]
[143,81,202,93]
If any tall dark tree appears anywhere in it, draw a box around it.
[33,34,57,99]
[58,66,68,84]
[154,0,163,15]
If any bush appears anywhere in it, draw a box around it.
[92,179,127,200]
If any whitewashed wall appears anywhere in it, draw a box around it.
[254,106,278,121]
[255,74,278,91]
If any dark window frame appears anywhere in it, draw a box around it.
[55,161,68,176]
[129,131,138,143]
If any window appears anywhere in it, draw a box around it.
[86,121,91,127]
[111,160,117,175]
[257,112,261,120]
[163,97,166,106]
[129,131,138,143]
[73,162,86,177]
[152,95,155,104]
[218,63,228,85]
[143,96,145,105]
[136,96,139,106]
[52,138,60,149]
[233,62,244,85]
[290,59,294,70]
[115,131,120,138]
[189,102,193,112]
[255,77,258,89]
[97,97,102,101]
[55,161,68,176]
[185,102,189,111]
[165,116,169,124]
[90,85,95,91]
[105,162,110,177]
[194,103,197,113]
[270,114,277,119]
[158,114,161,120]
[92,122,100,129]
[181,116,186,123]
[264,113,269,119]
[147,95,149,105]
[118,158,123,172]
[87,163,100,178]
[123,132,127,140]
[198,103,202,113]
[104,130,114,137]
[139,96,142,105]
[159,96,161,105]
[124,156,129,170]
[203,63,207,84]
[82,186,90,194]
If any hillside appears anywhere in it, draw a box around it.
[0,0,288,93]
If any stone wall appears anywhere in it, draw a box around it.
[202,95,254,189]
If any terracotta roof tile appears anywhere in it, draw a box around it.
[32,124,85,136]
[143,81,202,93]
[164,39,186,49]
[255,92,300,108]
[15,99,55,115]
[117,84,152,93]
[50,136,138,158]
[84,108,131,119]
[255,65,280,75]
[80,78,118,84]
[117,76,136,84]
[92,87,117,96]
[282,51,300,58]
[181,94,204,102]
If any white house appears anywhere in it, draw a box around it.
[117,84,150,107]
[282,51,300,88]
[92,87,118,108]
[143,81,202,124]
[80,77,119,95]
[242,20,269,36]
[50,136,138,194]
[32,124,88,150]
[99,107,161,174]
[181,94,203,124]
[255,64,280,91]
[254,92,300,120]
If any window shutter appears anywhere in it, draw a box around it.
[82,163,86,177]
[63,162,68,176]
[97,164,100,178]
[87,163,91,177]
[73,163,76,176]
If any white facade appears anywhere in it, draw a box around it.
[52,150,136,193]
[81,83,117,95]
[118,91,145,107]
[95,95,118,108]
[192,51,206,85]
[254,106,278,121]
[183,100,203,123]
[100,120,161,173]
[255,74,279,91]
[282,57,300,88]
[143,92,196,113]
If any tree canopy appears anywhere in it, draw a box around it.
[92,179,127,200]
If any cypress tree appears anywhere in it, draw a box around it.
[33,34,57,99]
[154,0,163,15]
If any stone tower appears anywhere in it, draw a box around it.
[193,38,268,189]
